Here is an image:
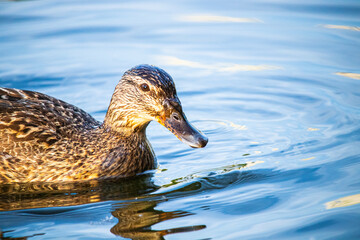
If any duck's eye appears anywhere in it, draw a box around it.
[140,83,150,92]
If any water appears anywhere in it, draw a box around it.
[0,0,360,239]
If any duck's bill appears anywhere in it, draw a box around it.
[156,113,208,148]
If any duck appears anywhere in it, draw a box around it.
[0,65,208,183]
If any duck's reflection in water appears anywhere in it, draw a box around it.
[0,231,45,240]
[0,173,205,240]
[0,174,157,211]
[111,200,205,239]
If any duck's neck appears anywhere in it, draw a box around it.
[102,87,151,134]
[102,113,150,136]
[95,120,155,179]
[101,120,150,138]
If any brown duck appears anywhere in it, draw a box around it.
[0,65,208,183]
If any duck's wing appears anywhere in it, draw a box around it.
[0,153,30,182]
[0,87,100,148]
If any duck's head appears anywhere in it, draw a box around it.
[104,64,208,148]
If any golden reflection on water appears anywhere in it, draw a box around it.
[244,161,265,168]
[156,56,282,73]
[323,24,360,31]
[0,180,103,211]
[218,120,248,130]
[178,15,262,23]
[111,200,205,239]
[301,157,315,161]
[325,194,360,209]
[307,127,320,131]
[335,72,360,80]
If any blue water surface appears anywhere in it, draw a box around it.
[0,0,360,239]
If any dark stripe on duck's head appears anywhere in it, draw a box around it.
[124,64,176,95]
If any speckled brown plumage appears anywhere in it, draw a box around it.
[0,65,208,183]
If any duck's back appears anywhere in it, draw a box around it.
[0,88,101,182]
[0,88,99,145]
